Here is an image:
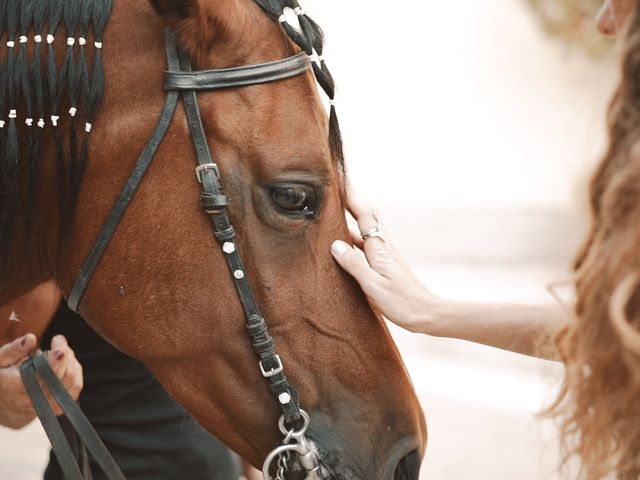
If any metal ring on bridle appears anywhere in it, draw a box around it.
[262,410,314,480]
[262,443,304,480]
[278,409,310,438]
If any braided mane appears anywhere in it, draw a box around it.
[0,0,341,280]
[253,0,345,172]
[0,0,113,278]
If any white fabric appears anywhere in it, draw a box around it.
[79,37,87,46]
[69,107,77,117]
[6,41,15,48]
[19,36,27,44]
[37,119,45,128]
[8,110,16,119]
[85,123,92,133]
[51,115,60,126]
[47,34,55,44]
[34,35,42,43]
[67,37,75,46]
[94,41,103,49]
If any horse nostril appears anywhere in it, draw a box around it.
[394,449,421,480]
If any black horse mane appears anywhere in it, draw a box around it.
[0,0,342,280]
[0,0,113,278]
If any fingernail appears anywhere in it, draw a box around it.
[331,240,350,256]
[54,350,65,361]
[20,336,26,347]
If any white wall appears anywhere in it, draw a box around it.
[307,0,616,210]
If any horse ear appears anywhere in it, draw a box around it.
[149,0,196,21]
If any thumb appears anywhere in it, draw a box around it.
[331,240,381,290]
[0,334,37,368]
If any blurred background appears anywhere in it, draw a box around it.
[312,0,616,478]
[0,0,619,479]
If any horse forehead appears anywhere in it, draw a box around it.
[200,71,327,135]
[252,152,332,179]
[201,96,331,174]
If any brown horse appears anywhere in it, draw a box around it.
[0,0,426,477]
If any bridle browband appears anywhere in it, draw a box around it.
[23,29,325,480]
[164,51,311,90]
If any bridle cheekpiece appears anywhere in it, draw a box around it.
[57,28,326,480]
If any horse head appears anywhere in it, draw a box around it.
[0,0,426,477]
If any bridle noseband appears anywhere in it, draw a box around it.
[57,29,325,480]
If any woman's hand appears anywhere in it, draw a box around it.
[0,334,84,429]
[330,188,567,359]
[331,189,441,334]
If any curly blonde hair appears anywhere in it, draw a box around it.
[551,4,640,478]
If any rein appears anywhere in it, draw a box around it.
[23,29,325,480]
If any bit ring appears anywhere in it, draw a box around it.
[278,409,310,438]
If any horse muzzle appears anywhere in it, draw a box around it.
[262,410,423,480]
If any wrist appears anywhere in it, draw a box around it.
[409,294,451,337]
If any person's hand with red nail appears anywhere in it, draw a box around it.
[0,334,83,429]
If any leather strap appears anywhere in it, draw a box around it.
[20,360,86,480]
[176,45,303,427]
[20,353,126,480]
[165,52,311,91]
[68,29,181,312]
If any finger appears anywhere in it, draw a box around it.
[331,240,383,290]
[344,183,371,218]
[41,350,75,416]
[0,334,37,368]
[363,235,403,279]
[45,344,69,383]
[348,224,365,249]
[49,334,69,352]
[1,364,30,397]
[59,349,83,401]
[44,360,83,416]
[345,187,381,237]
[0,365,39,425]
[44,336,83,412]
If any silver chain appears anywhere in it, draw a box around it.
[275,450,290,480]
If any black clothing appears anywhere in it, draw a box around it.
[41,302,239,480]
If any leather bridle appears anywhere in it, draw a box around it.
[21,29,326,480]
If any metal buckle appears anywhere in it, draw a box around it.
[195,163,220,183]
[259,355,284,378]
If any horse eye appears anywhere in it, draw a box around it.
[270,185,319,217]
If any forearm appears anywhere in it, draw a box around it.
[426,300,568,361]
